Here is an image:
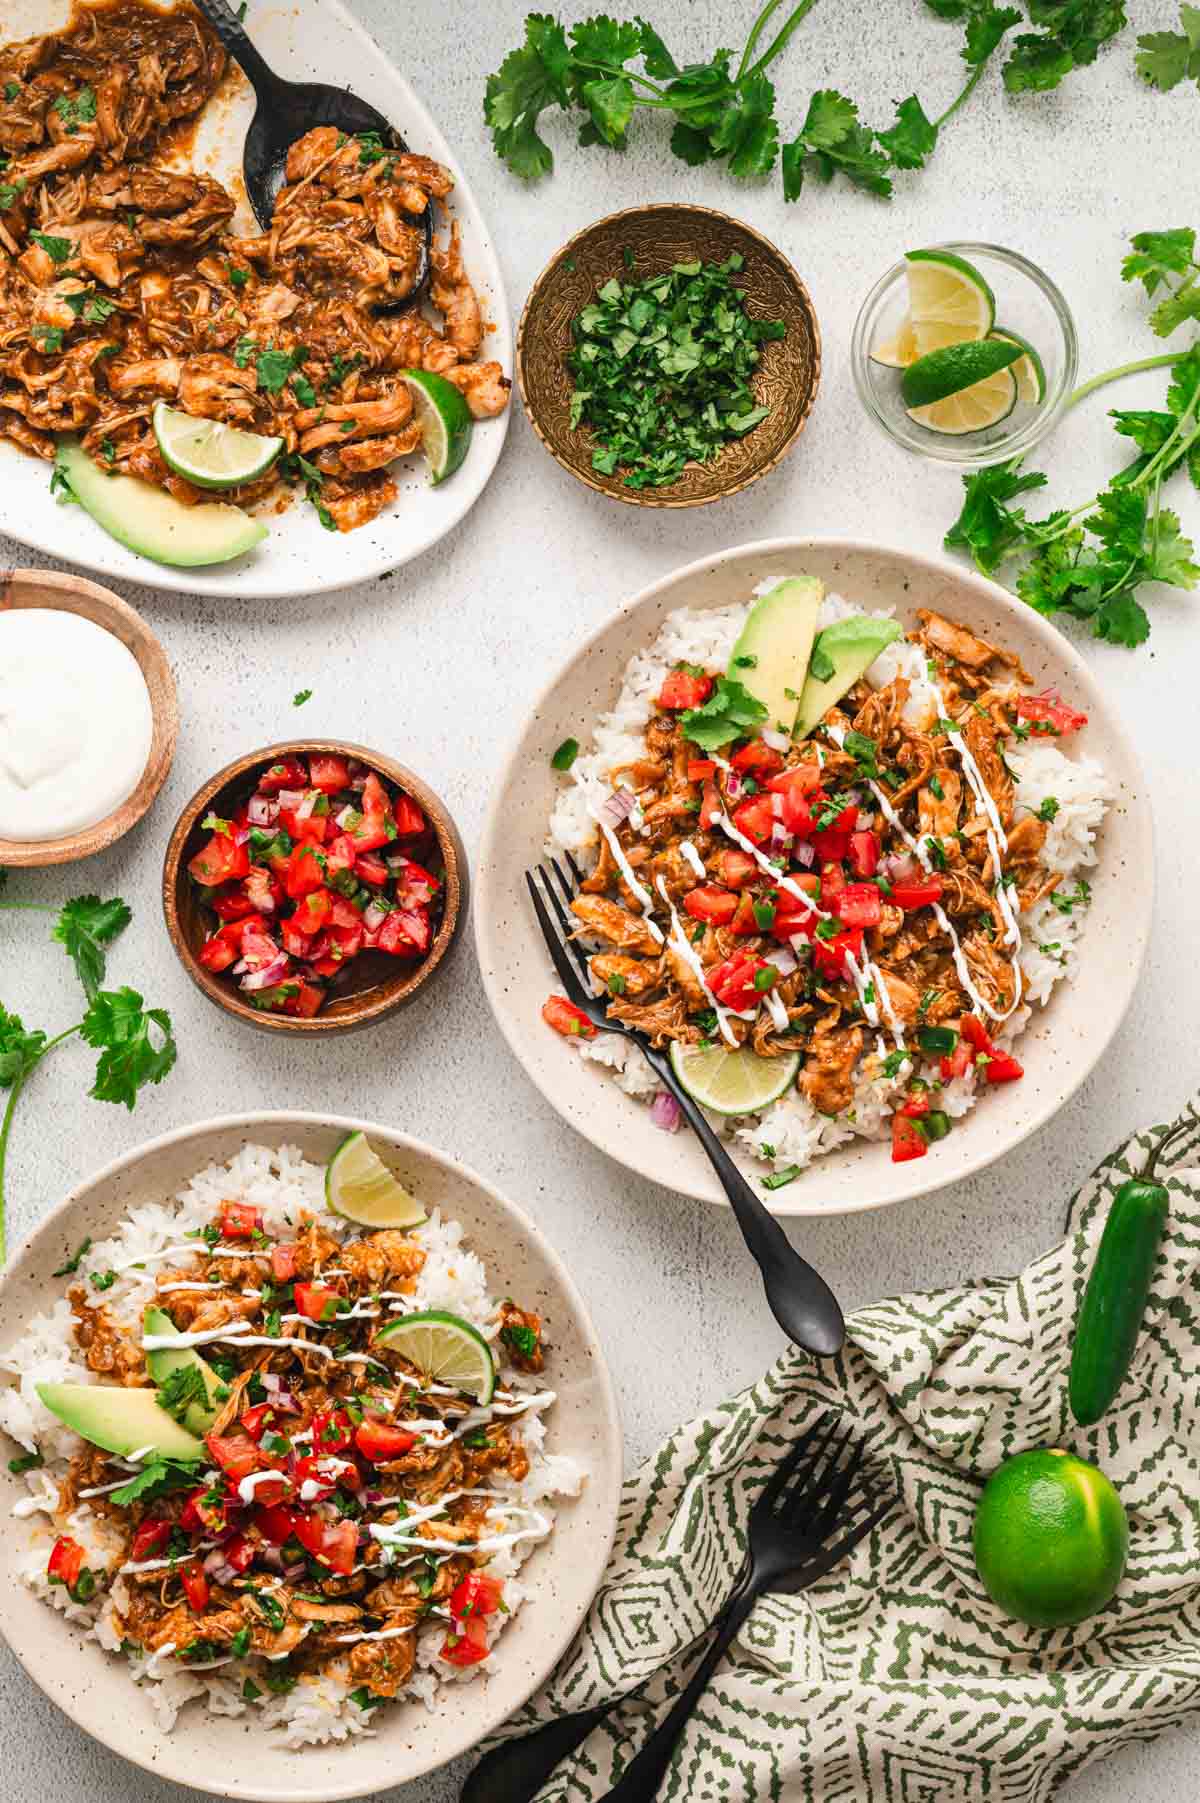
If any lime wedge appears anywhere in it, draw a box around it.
[907,367,1018,435]
[904,249,995,356]
[397,369,472,485]
[901,339,1021,408]
[990,328,1046,404]
[326,1132,427,1228]
[668,1043,800,1117]
[374,1309,496,1403]
[152,402,282,490]
[870,320,918,368]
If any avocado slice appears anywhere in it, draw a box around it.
[36,1381,205,1463]
[55,439,268,568]
[143,1306,225,1435]
[729,577,824,736]
[793,615,904,741]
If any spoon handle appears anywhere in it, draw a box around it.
[191,0,284,103]
[641,1046,845,1356]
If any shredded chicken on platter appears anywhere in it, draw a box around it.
[0,0,509,530]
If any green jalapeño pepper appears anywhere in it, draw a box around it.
[1068,1117,1196,1427]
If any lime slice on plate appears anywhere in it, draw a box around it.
[669,1043,800,1117]
[904,248,995,355]
[326,1131,427,1228]
[870,319,918,368]
[990,328,1046,404]
[397,369,472,484]
[153,401,282,490]
[374,1309,496,1404]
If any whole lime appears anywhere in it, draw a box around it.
[973,1448,1129,1629]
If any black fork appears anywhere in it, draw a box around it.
[462,1415,892,1803]
[527,856,845,1357]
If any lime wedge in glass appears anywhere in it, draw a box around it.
[668,1043,800,1117]
[990,328,1046,404]
[901,338,1021,408]
[374,1309,496,1404]
[869,319,918,368]
[904,249,995,355]
[152,402,282,490]
[325,1132,427,1228]
[397,369,472,484]
[907,368,1018,435]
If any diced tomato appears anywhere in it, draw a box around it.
[355,852,389,886]
[448,1571,504,1624]
[658,670,712,710]
[730,738,784,775]
[311,1408,355,1455]
[441,1611,490,1666]
[254,1503,299,1546]
[891,878,944,910]
[700,780,722,830]
[687,759,716,781]
[848,830,880,878]
[819,861,845,904]
[891,1113,929,1163]
[959,1014,1024,1083]
[985,1048,1026,1084]
[189,831,250,888]
[206,1432,262,1484]
[240,921,283,974]
[278,800,327,845]
[223,1534,256,1575]
[940,1040,973,1082]
[211,889,257,922]
[683,885,737,926]
[812,925,864,981]
[899,1090,930,1119]
[291,1454,338,1500]
[285,841,326,900]
[355,1419,418,1462]
[256,758,308,796]
[291,889,333,936]
[181,1561,209,1613]
[292,1513,356,1575]
[198,918,252,974]
[220,1200,261,1240]
[729,892,760,936]
[390,859,440,907]
[391,793,426,838]
[764,768,815,838]
[47,1536,86,1590]
[271,1242,299,1281]
[732,794,775,846]
[324,832,357,878]
[1015,688,1088,737]
[279,981,325,1019]
[180,1486,228,1536]
[767,761,822,797]
[130,1518,171,1562]
[835,883,882,929]
[708,952,770,1010]
[295,1281,341,1323]
[308,753,352,794]
[378,907,431,956]
[239,1402,280,1443]
[541,995,594,1038]
[281,918,315,959]
[244,866,283,913]
[348,814,392,853]
[713,848,757,890]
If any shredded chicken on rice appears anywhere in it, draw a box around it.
[0,0,509,530]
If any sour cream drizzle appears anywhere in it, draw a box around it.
[655,875,743,1048]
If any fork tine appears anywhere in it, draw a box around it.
[786,1435,867,1541]
[525,869,589,1008]
[753,1415,838,1520]
[546,859,595,990]
[564,849,586,890]
[795,1491,894,1585]
[772,1421,855,1526]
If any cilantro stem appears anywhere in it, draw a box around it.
[1067,351,1184,410]
[738,0,791,79]
[933,59,986,130]
[0,1024,80,1263]
[0,901,56,912]
[742,0,821,81]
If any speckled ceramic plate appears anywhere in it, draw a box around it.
[0,1113,621,1800]
[0,0,510,599]
[474,537,1153,1217]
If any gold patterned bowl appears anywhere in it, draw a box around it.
[516,203,822,508]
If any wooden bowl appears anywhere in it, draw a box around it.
[0,568,177,866]
[162,741,467,1036]
[516,203,821,509]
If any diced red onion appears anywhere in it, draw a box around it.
[258,1546,285,1573]
[789,933,810,956]
[761,727,789,752]
[650,1090,682,1133]
[881,851,918,883]
[766,947,797,976]
[363,900,389,933]
[231,958,248,976]
[346,760,367,791]
[364,1488,385,1505]
[204,1550,238,1584]
[283,1561,307,1581]
[599,789,636,828]
[335,804,360,829]
[725,772,743,802]
[261,1372,283,1394]
[769,825,793,857]
[240,953,291,992]
[792,842,816,869]
[247,795,278,827]
[232,825,250,846]
[769,792,783,818]
[277,789,305,810]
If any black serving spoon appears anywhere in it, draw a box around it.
[191,0,431,302]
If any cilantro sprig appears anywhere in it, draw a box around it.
[0,884,176,1261]
[944,226,1200,648]
[680,676,768,750]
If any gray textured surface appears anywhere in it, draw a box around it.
[0,1,1195,1797]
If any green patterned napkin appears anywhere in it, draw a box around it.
[499,1101,1200,1801]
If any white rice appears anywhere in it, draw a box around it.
[547,579,1111,1176]
[0,1144,585,1746]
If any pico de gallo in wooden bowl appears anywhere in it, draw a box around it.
[163,741,466,1033]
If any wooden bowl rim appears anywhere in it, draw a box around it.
[0,567,178,867]
[162,739,466,1036]
[515,201,822,510]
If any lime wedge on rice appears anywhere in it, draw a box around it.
[869,318,918,369]
[904,248,995,355]
[374,1309,496,1404]
[325,1131,427,1229]
[152,402,282,490]
[397,369,472,484]
[669,1043,800,1117]
[990,328,1046,404]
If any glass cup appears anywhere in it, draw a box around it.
[851,242,1078,469]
